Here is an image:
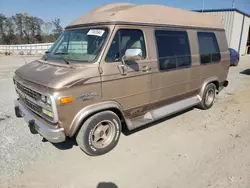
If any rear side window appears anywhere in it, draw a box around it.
[155,30,191,71]
[197,32,221,64]
[105,29,146,62]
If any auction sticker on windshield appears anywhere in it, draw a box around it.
[87,29,105,37]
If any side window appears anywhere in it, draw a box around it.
[197,32,221,64]
[105,29,146,62]
[155,30,191,71]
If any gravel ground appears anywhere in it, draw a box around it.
[0,55,250,188]
[0,56,54,180]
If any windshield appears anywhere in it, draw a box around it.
[46,28,109,62]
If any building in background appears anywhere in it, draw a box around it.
[195,9,250,56]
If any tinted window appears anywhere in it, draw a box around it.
[105,29,146,62]
[197,32,221,64]
[155,30,191,71]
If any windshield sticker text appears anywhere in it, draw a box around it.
[87,29,105,37]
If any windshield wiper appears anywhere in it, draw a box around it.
[61,56,70,65]
[54,52,69,55]
[53,52,71,65]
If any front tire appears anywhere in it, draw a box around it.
[198,83,216,110]
[76,111,121,156]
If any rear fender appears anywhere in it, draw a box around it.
[199,77,219,99]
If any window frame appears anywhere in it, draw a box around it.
[104,28,148,63]
[154,28,192,72]
[197,31,221,65]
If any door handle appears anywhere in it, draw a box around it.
[142,66,151,72]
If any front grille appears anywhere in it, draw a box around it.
[16,82,41,101]
[14,79,56,123]
[22,97,43,114]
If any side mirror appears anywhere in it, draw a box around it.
[118,49,142,76]
[122,49,143,63]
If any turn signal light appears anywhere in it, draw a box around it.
[60,96,73,104]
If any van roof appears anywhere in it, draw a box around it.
[67,3,224,30]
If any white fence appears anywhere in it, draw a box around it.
[0,43,53,54]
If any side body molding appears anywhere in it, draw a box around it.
[69,101,125,137]
[69,77,220,136]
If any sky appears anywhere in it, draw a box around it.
[0,0,250,27]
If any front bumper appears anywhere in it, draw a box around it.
[14,99,66,143]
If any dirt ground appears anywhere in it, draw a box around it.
[0,55,250,188]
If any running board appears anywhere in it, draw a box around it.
[126,96,201,130]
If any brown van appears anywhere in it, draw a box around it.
[13,3,230,156]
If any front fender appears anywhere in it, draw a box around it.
[68,101,125,137]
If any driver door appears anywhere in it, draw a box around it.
[100,27,152,119]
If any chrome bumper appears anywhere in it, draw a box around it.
[14,99,66,143]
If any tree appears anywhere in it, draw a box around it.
[3,18,16,44]
[52,18,63,38]
[0,13,63,45]
[23,15,44,43]
[0,14,7,43]
[34,17,44,42]
[42,21,53,35]
[42,21,54,42]
[12,13,24,37]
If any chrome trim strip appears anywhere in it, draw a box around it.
[49,94,59,123]
[126,95,202,130]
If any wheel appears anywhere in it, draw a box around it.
[198,83,216,110]
[76,111,121,156]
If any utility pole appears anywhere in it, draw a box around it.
[232,0,235,8]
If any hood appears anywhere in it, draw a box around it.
[15,59,100,89]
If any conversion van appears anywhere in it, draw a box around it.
[13,3,230,156]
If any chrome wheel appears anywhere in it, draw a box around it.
[91,120,116,149]
[205,88,215,106]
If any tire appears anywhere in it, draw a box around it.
[76,111,121,156]
[198,83,216,110]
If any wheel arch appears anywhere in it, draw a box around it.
[69,101,127,137]
[199,77,219,98]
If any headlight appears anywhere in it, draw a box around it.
[42,108,53,118]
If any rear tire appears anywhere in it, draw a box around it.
[76,111,121,156]
[198,83,216,110]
